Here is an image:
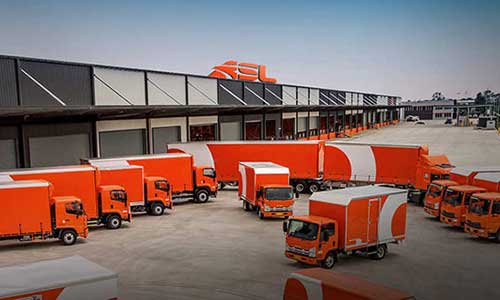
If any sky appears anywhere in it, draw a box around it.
[0,0,498,100]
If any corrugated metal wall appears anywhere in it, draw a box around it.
[282,86,297,105]
[264,83,282,105]
[0,58,18,106]
[147,72,186,105]
[243,82,265,105]
[218,79,244,105]
[187,76,218,105]
[94,67,146,105]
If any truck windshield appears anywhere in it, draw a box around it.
[444,189,463,206]
[288,220,318,241]
[155,180,170,192]
[265,187,293,200]
[468,197,491,215]
[427,183,442,198]
[111,190,127,203]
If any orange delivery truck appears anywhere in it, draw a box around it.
[0,165,130,229]
[238,162,296,219]
[83,153,217,203]
[167,141,325,194]
[84,161,172,215]
[323,142,453,205]
[0,180,87,246]
[465,192,500,242]
[440,185,487,227]
[0,256,118,300]
[283,185,407,269]
[423,167,500,218]
[283,268,415,300]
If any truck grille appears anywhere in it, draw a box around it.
[269,206,290,212]
[287,246,308,256]
[441,211,455,218]
[466,220,482,229]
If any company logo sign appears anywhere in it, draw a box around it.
[208,60,277,83]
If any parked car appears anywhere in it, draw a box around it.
[406,115,419,122]
[445,118,452,124]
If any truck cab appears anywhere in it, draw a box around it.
[256,184,295,219]
[283,216,338,269]
[193,165,217,202]
[144,176,172,215]
[414,154,454,204]
[97,185,130,229]
[465,192,500,242]
[423,179,458,217]
[440,185,487,227]
[51,196,88,245]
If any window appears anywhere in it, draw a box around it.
[110,190,127,203]
[65,201,84,215]
[464,193,472,205]
[190,124,217,141]
[321,223,335,238]
[203,168,216,178]
[492,201,500,215]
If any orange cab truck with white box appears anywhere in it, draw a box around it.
[84,161,172,215]
[83,153,217,203]
[0,165,130,229]
[168,141,325,193]
[465,192,500,242]
[238,162,295,219]
[423,167,500,217]
[440,185,487,227]
[324,142,453,205]
[0,256,118,300]
[283,185,407,269]
[0,180,87,246]
[283,268,416,300]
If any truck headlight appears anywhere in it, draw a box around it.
[308,247,316,258]
[434,203,440,209]
[287,205,294,211]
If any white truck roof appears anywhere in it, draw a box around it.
[0,180,50,190]
[0,165,95,176]
[309,185,407,206]
[474,172,500,182]
[452,166,500,176]
[0,256,117,298]
[240,162,289,174]
[84,153,191,165]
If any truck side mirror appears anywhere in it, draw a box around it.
[282,221,288,233]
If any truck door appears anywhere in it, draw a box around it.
[368,198,379,244]
[490,201,500,234]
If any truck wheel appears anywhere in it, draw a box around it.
[196,189,209,203]
[308,183,320,193]
[60,230,77,246]
[106,215,122,230]
[295,182,305,193]
[243,200,251,211]
[150,202,165,216]
[370,244,387,260]
[495,230,500,243]
[321,252,336,269]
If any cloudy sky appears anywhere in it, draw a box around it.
[0,0,498,100]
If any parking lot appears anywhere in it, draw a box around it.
[1,121,500,300]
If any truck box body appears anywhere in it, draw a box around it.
[0,256,118,300]
[238,162,290,205]
[323,142,423,185]
[167,141,324,182]
[83,153,194,194]
[284,268,415,300]
[308,186,407,251]
[472,172,500,192]
[450,167,500,185]
[97,164,145,207]
[0,166,100,220]
[0,180,52,237]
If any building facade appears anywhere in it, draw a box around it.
[0,55,402,169]
[403,99,455,120]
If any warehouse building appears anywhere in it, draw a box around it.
[403,99,455,120]
[0,55,402,169]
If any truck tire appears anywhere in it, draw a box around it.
[60,230,77,246]
[495,230,500,243]
[106,215,122,230]
[256,206,265,219]
[370,244,387,260]
[308,182,320,193]
[196,189,209,203]
[150,202,165,216]
[243,200,251,211]
[321,251,336,269]
[295,182,305,193]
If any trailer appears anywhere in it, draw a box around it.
[167,141,325,193]
[238,162,295,219]
[83,153,217,203]
[283,185,407,268]
[0,180,87,246]
[86,162,172,215]
[0,165,130,229]
[0,256,118,300]
[472,172,500,192]
[284,268,415,300]
[449,166,500,185]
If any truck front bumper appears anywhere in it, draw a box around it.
[285,251,319,266]
[464,225,488,238]
[263,211,293,218]
[440,216,461,227]
[424,207,439,217]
